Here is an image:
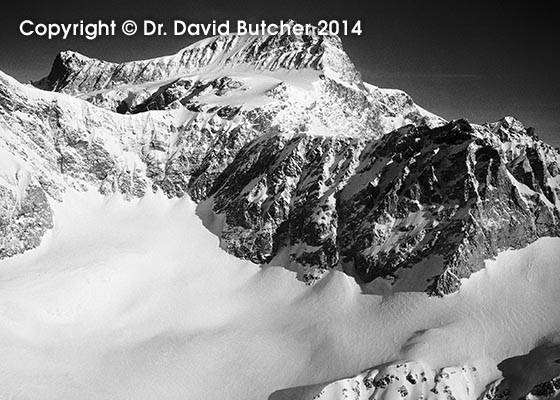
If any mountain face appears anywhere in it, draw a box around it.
[1,29,444,269]
[1,28,560,400]
[209,117,560,294]
[3,29,559,295]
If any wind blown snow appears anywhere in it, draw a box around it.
[0,190,559,400]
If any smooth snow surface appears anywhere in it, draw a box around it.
[1,190,560,400]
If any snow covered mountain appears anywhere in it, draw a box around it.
[1,27,560,400]
[4,32,559,295]
[1,28,444,272]
[32,27,442,129]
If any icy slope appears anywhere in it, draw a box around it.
[0,189,559,400]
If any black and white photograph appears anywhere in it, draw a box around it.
[0,1,559,399]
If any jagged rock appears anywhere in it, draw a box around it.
[311,351,560,400]
[208,118,560,294]
[312,360,479,400]
[0,170,53,260]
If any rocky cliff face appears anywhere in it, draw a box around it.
[208,117,560,294]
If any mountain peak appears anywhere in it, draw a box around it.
[32,29,361,96]
[483,115,543,146]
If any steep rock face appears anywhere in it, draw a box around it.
[339,119,560,295]
[0,148,53,259]
[3,30,444,262]
[19,31,449,286]
[207,118,560,293]
[0,61,382,260]
[1,72,147,259]
[0,70,259,258]
[368,85,444,131]
[209,132,364,281]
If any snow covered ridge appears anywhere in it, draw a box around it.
[309,355,560,400]
[30,30,443,130]
[310,361,481,400]
[32,27,361,94]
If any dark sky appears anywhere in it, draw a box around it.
[1,0,559,146]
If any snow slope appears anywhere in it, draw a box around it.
[0,189,559,400]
